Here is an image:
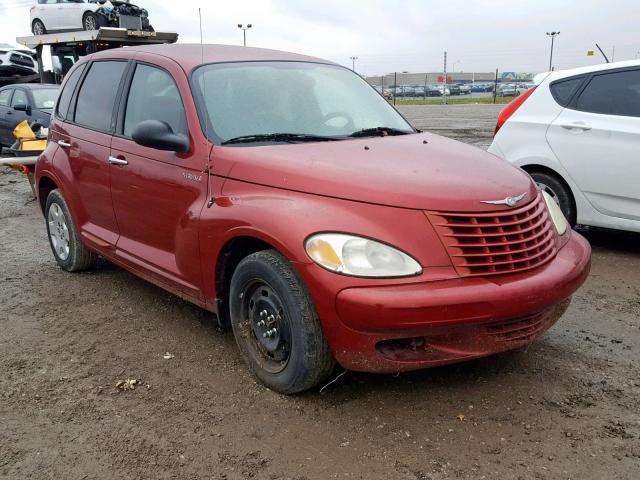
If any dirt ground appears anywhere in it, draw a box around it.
[1,105,639,479]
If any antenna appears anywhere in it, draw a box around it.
[199,8,204,65]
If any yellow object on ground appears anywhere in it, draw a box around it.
[12,120,48,152]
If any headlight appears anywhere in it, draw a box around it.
[542,191,568,236]
[305,233,422,278]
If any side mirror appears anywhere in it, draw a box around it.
[14,104,32,115]
[131,120,189,153]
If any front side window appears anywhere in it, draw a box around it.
[575,69,640,117]
[192,61,414,144]
[11,89,28,107]
[32,88,59,110]
[74,61,127,131]
[123,64,187,137]
[55,63,84,120]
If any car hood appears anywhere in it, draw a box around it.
[217,132,537,212]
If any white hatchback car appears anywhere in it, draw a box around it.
[489,60,640,233]
[30,0,102,35]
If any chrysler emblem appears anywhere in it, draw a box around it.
[480,192,527,207]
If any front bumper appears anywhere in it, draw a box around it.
[300,231,591,373]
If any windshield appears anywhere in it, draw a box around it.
[191,61,414,144]
[32,88,58,110]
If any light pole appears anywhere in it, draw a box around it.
[546,31,560,71]
[349,56,358,72]
[237,24,252,46]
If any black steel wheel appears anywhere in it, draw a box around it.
[229,250,335,394]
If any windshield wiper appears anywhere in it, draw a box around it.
[348,126,412,138]
[221,133,339,145]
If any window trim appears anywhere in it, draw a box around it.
[564,66,640,117]
[66,59,131,135]
[114,60,189,141]
[54,62,85,121]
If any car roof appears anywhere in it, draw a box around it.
[536,59,640,85]
[89,43,335,72]
[0,83,58,90]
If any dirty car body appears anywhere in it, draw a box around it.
[35,44,591,393]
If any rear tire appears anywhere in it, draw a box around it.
[45,189,97,272]
[530,171,577,226]
[229,250,335,394]
[32,19,46,35]
[83,12,98,31]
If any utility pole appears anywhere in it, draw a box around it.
[443,51,448,105]
[546,31,560,71]
[350,56,358,72]
[237,24,252,46]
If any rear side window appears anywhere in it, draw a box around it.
[0,89,13,106]
[74,61,127,132]
[575,69,640,117]
[55,63,85,120]
[123,64,187,137]
[550,77,584,106]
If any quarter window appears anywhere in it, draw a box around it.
[575,69,640,117]
[0,89,12,106]
[55,63,85,120]
[74,61,127,132]
[550,77,583,106]
[123,64,187,137]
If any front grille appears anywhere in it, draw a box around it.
[485,311,547,342]
[428,193,557,277]
[10,53,34,68]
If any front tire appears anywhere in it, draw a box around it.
[45,189,97,272]
[229,250,335,394]
[83,12,98,31]
[530,171,577,226]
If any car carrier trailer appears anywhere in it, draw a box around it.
[16,27,178,84]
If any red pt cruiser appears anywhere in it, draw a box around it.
[36,45,591,393]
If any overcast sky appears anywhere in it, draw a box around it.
[2,0,639,76]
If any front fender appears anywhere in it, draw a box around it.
[198,177,453,306]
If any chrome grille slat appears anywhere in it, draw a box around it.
[428,194,558,277]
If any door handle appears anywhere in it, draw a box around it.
[108,156,128,166]
[560,122,592,131]
[57,140,71,148]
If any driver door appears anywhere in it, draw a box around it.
[109,60,207,300]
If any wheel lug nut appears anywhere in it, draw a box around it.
[260,310,268,317]
[262,328,278,338]
[256,320,265,327]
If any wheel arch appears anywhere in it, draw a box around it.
[214,235,279,329]
[520,163,577,219]
[37,175,58,214]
